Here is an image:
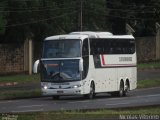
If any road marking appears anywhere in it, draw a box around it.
[12,108,44,113]
[18,104,44,108]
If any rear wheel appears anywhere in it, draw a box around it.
[111,81,124,97]
[124,81,130,96]
[119,81,124,97]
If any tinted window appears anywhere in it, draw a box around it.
[82,38,89,56]
[42,39,81,58]
[82,39,89,79]
[90,38,135,55]
[40,60,80,82]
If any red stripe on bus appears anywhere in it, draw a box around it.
[101,54,105,65]
[100,54,136,68]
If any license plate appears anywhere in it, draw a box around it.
[57,91,63,94]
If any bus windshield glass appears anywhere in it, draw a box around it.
[40,60,81,82]
[42,39,81,58]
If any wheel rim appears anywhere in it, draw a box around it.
[124,82,129,96]
[125,83,129,92]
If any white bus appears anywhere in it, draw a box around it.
[33,31,137,99]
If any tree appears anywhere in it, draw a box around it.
[0,0,7,35]
[5,0,32,42]
[83,0,109,31]
[1,0,112,43]
[106,0,160,36]
[3,0,79,42]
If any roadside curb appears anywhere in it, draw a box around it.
[0,82,18,87]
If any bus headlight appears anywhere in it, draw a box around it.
[44,85,48,90]
[73,84,81,88]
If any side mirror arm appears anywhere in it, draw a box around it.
[79,58,83,72]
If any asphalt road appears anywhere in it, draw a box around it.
[0,87,160,113]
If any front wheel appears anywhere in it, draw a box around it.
[124,81,130,96]
[84,82,95,99]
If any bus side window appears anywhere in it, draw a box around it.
[129,41,135,54]
[90,39,97,55]
[82,39,89,79]
[82,39,89,56]
[109,41,114,54]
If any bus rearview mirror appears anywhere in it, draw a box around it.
[33,60,40,73]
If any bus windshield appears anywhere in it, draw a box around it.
[42,39,81,58]
[40,60,81,82]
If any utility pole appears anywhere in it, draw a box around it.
[80,0,83,31]
[28,38,33,75]
[156,23,160,60]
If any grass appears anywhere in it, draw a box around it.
[0,74,40,84]
[138,61,160,69]
[1,106,160,120]
[137,79,160,89]
[0,74,41,100]
[0,89,41,100]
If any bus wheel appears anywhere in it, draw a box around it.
[52,95,60,100]
[111,81,125,97]
[124,81,130,96]
[119,81,124,97]
[88,82,95,99]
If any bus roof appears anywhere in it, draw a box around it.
[70,31,113,38]
[70,31,134,39]
[45,34,88,41]
[45,32,134,41]
[98,35,135,39]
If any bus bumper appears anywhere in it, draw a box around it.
[41,88,83,96]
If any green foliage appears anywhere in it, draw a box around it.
[0,74,40,83]
[106,0,160,36]
[0,89,41,100]
[1,0,79,42]
[83,0,109,31]
[138,62,160,69]
[0,1,7,34]
[0,0,112,43]
[138,79,160,88]
[1,0,160,42]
